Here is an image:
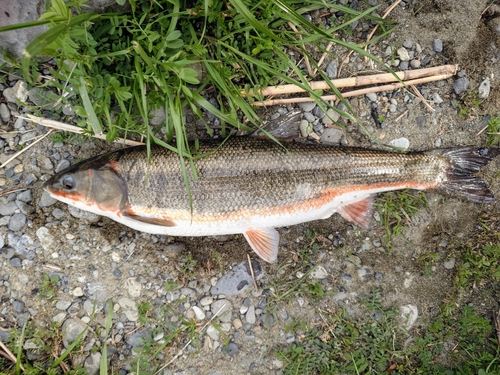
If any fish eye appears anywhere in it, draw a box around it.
[61,175,75,190]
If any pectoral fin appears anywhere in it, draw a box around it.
[243,227,279,263]
[122,212,176,227]
[338,196,374,229]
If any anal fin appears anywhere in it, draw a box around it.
[337,196,374,229]
[243,227,279,263]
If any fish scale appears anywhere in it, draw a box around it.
[44,137,499,263]
[113,138,444,215]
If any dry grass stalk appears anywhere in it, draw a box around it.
[0,130,53,170]
[313,41,335,77]
[364,0,403,58]
[20,114,145,146]
[410,84,434,112]
[245,64,457,97]
[252,73,455,106]
[156,302,228,374]
[247,253,258,291]
[0,337,25,371]
[287,22,313,76]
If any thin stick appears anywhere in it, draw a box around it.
[0,187,28,197]
[394,109,409,122]
[288,22,313,77]
[0,338,25,371]
[0,130,53,170]
[410,84,434,112]
[244,64,457,97]
[494,308,500,358]
[476,124,489,137]
[313,41,335,77]
[364,0,403,58]
[156,302,228,374]
[20,114,145,146]
[252,74,455,106]
[247,254,258,291]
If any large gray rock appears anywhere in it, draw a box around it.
[0,0,123,59]
[0,1,46,58]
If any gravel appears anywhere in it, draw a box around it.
[0,3,496,373]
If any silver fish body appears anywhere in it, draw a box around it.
[43,138,499,262]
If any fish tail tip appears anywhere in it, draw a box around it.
[438,146,499,202]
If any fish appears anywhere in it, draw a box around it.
[43,138,499,263]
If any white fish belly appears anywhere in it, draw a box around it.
[50,183,429,236]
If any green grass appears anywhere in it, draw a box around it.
[375,190,428,251]
[485,114,500,147]
[0,0,395,153]
[275,210,500,375]
[39,274,60,300]
[276,290,500,375]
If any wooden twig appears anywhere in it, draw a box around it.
[252,73,456,106]
[244,64,457,97]
[410,84,434,112]
[20,114,145,146]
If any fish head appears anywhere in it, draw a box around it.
[43,157,128,216]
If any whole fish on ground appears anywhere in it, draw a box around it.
[44,137,499,262]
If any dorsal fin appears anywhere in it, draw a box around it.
[243,227,279,263]
[337,196,374,229]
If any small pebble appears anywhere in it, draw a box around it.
[221,342,239,356]
[298,102,316,112]
[9,213,26,232]
[245,306,256,324]
[454,77,469,95]
[326,60,338,79]
[0,103,10,122]
[478,77,491,99]
[389,137,410,149]
[55,160,70,173]
[432,39,443,53]
[444,258,456,270]
[403,39,413,49]
[397,47,410,61]
[365,93,377,102]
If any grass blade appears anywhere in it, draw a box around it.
[79,76,103,134]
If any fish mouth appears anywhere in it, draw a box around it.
[42,176,59,194]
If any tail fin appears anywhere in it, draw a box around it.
[438,146,500,203]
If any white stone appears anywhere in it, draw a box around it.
[310,265,328,279]
[245,305,256,324]
[389,137,410,149]
[478,77,491,99]
[397,47,410,61]
[125,277,142,298]
[400,304,418,330]
[192,306,206,321]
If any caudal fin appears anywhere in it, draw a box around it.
[438,146,499,203]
